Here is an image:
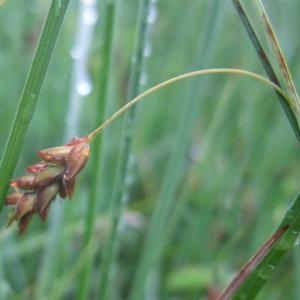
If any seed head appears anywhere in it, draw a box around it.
[5,136,90,234]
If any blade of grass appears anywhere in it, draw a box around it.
[77,0,117,299]
[35,1,96,297]
[128,2,222,298]
[98,0,152,298]
[218,192,300,299]
[254,0,300,104]
[231,0,300,141]
[218,225,289,299]
[0,0,70,210]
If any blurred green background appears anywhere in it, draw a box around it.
[0,0,299,299]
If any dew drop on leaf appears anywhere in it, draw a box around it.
[258,264,275,280]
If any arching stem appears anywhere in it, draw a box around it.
[87,68,296,142]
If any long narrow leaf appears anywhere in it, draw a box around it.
[77,0,117,299]
[98,0,152,298]
[128,1,222,299]
[254,0,300,104]
[220,193,300,299]
[231,0,300,141]
[0,0,70,210]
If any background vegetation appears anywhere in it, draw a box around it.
[0,0,299,299]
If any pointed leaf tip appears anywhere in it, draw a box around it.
[64,143,90,181]
[18,214,33,235]
[10,175,37,190]
[26,162,48,174]
[5,192,24,205]
[38,145,71,163]
[37,183,59,212]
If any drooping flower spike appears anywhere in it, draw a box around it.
[5,136,90,234]
[4,69,293,235]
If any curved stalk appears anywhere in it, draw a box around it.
[87,68,295,141]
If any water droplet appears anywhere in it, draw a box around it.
[76,80,92,96]
[147,4,157,24]
[70,47,82,60]
[277,231,297,251]
[295,235,300,246]
[83,8,98,26]
[286,208,294,220]
[258,264,275,279]
[139,72,147,86]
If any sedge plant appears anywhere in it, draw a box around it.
[2,68,294,233]
[1,67,299,299]
[1,1,300,299]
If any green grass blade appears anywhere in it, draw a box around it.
[77,1,117,299]
[128,1,222,299]
[0,0,70,210]
[221,193,300,299]
[98,0,151,298]
[1,2,300,299]
[35,1,94,295]
[231,0,300,141]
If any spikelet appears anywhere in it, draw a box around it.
[5,136,90,234]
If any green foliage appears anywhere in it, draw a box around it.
[0,0,70,210]
[0,1,300,299]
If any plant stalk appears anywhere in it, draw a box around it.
[87,68,291,142]
[98,0,151,298]
[77,0,117,299]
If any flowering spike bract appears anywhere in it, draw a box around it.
[5,136,90,234]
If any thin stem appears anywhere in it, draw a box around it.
[77,0,117,299]
[36,0,96,298]
[87,68,293,141]
[98,0,151,298]
[0,0,70,210]
[128,3,222,298]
